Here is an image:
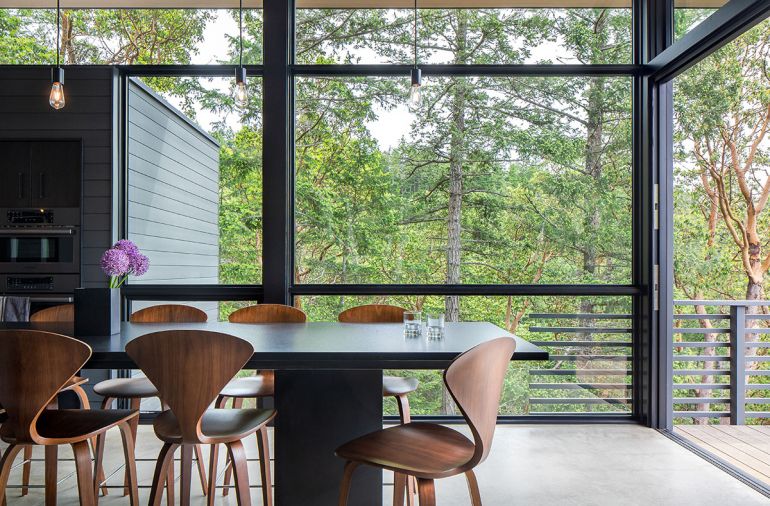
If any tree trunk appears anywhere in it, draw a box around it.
[442,11,469,416]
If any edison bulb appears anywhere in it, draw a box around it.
[49,82,65,110]
[235,81,248,109]
[409,83,422,110]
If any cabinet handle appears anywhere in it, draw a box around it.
[18,172,23,199]
[39,173,45,199]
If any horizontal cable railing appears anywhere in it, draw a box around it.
[673,300,770,424]
[526,312,632,416]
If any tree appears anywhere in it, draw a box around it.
[676,24,770,302]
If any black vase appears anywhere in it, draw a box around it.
[74,287,121,336]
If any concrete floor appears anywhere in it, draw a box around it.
[2,424,768,505]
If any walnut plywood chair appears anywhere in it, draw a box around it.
[126,330,276,506]
[336,337,516,506]
[0,330,139,506]
[30,304,75,323]
[337,305,420,423]
[215,304,306,505]
[24,303,93,499]
[93,304,209,502]
[337,304,421,502]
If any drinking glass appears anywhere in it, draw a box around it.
[426,313,445,339]
[403,311,422,336]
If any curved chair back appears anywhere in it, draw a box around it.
[338,304,405,323]
[229,304,307,323]
[444,337,515,469]
[0,330,91,444]
[130,304,208,323]
[125,330,253,444]
[30,304,74,323]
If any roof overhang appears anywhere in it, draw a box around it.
[0,0,727,9]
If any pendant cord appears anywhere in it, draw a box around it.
[239,0,243,68]
[413,0,417,68]
[56,0,60,68]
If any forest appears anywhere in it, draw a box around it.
[0,6,767,418]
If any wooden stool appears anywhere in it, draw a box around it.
[214,304,306,506]
[336,337,515,506]
[338,304,421,502]
[93,304,209,503]
[0,330,140,506]
[22,304,93,500]
[126,330,276,506]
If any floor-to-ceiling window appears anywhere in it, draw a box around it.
[289,3,637,417]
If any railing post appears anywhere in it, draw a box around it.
[729,305,746,425]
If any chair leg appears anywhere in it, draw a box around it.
[44,445,58,506]
[227,440,251,506]
[71,385,103,497]
[338,461,359,506]
[166,455,175,506]
[395,394,411,424]
[194,444,208,496]
[417,479,436,506]
[465,470,482,506]
[208,396,227,502]
[393,472,406,506]
[94,397,113,497]
[180,444,193,506]
[222,397,243,496]
[0,445,22,506]
[93,429,106,500]
[206,445,219,506]
[123,397,141,496]
[21,445,31,496]
[149,443,177,506]
[394,395,418,499]
[118,422,139,506]
[256,425,273,506]
[73,441,96,506]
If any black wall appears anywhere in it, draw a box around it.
[0,66,116,288]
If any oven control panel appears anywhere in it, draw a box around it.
[7,209,55,224]
[7,276,55,291]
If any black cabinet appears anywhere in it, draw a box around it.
[0,140,81,209]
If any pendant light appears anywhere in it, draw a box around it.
[49,0,65,110]
[234,0,248,109]
[408,0,421,110]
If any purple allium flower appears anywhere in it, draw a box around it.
[100,248,130,277]
[130,254,150,277]
[113,239,140,256]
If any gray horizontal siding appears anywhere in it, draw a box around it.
[127,79,220,287]
[0,67,115,289]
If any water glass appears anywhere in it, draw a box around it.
[426,313,445,339]
[403,311,422,336]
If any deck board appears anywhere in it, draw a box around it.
[676,425,770,485]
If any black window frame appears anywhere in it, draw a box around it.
[113,0,770,427]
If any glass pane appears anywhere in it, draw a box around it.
[295,6,632,65]
[295,294,633,417]
[126,76,262,285]
[0,8,262,64]
[294,76,632,285]
[673,1,729,41]
[673,19,770,426]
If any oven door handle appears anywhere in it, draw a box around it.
[0,228,76,236]
[28,296,74,303]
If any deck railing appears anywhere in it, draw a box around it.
[673,300,770,424]
[526,312,632,415]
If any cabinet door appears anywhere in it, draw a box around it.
[30,141,81,208]
[0,141,31,208]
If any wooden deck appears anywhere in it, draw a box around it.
[675,425,770,485]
